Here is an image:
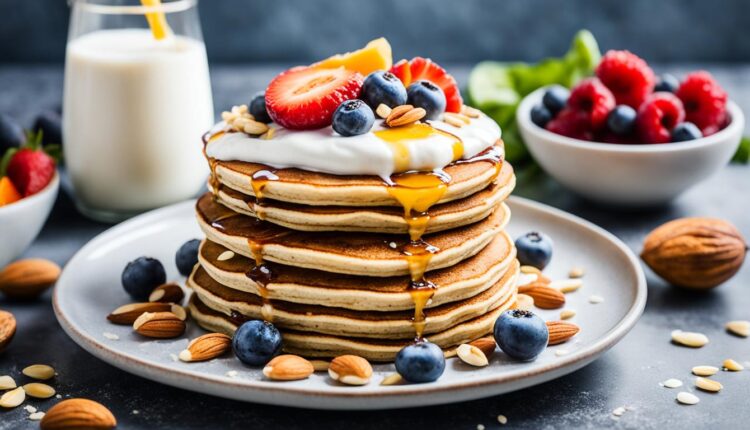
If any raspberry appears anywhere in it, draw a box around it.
[596,50,655,108]
[636,93,685,143]
[676,71,728,136]
[567,78,616,130]
[545,108,594,141]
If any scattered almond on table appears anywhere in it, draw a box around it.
[725,320,749,337]
[40,398,116,430]
[0,258,61,299]
[671,330,709,348]
[0,309,16,353]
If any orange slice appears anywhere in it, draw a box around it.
[0,177,21,207]
[313,38,392,76]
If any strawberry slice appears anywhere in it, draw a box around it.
[390,57,463,113]
[265,66,364,130]
[6,148,55,196]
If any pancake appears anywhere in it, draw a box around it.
[213,163,515,234]
[188,259,518,338]
[212,145,504,207]
[198,231,516,311]
[188,291,516,362]
[196,193,509,277]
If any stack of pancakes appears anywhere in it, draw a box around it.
[189,138,519,361]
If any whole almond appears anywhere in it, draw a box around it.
[328,355,373,385]
[546,321,580,345]
[262,355,314,381]
[469,337,496,358]
[179,333,231,362]
[0,259,61,299]
[148,283,185,304]
[41,398,116,430]
[0,309,16,353]
[518,284,566,309]
[107,302,173,325]
[133,312,185,338]
[641,218,747,289]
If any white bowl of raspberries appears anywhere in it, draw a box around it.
[517,50,744,206]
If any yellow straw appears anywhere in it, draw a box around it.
[140,0,171,40]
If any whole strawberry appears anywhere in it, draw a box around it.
[676,71,728,136]
[6,148,55,196]
[596,50,655,109]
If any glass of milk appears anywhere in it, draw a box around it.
[64,0,213,222]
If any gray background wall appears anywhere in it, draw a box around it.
[2,0,749,64]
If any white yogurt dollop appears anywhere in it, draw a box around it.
[205,113,501,179]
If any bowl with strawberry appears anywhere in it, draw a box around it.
[517,50,744,206]
[0,118,60,268]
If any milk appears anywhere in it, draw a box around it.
[63,29,213,217]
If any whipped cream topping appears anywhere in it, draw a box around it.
[204,113,501,179]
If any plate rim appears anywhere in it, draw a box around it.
[53,196,647,407]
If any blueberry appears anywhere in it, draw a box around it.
[406,80,446,120]
[332,99,375,137]
[232,320,283,366]
[606,105,637,135]
[175,239,200,276]
[494,309,549,361]
[654,74,679,93]
[395,341,445,383]
[542,85,570,115]
[530,104,552,128]
[515,231,553,270]
[0,114,25,155]
[121,257,166,300]
[671,122,702,142]
[33,110,63,145]
[249,92,272,124]
[361,71,408,110]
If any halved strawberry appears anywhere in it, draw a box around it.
[390,57,463,113]
[265,66,364,130]
[6,148,55,196]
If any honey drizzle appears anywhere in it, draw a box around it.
[242,217,289,323]
[203,131,226,198]
[250,169,279,220]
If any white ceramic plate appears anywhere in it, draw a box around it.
[54,197,646,410]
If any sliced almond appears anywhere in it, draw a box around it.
[133,312,185,339]
[469,337,496,358]
[310,360,330,372]
[217,250,235,261]
[461,105,481,118]
[170,304,188,321]
[518,284,565,309]
[568,267,585,278]
[723,358,744,371]
[0,309,16,353]
[29,411,45,421]
[550,279,583,293]
[23,382,56,399]
[0,386,25,408]
[514,294,534,311]
[692,365,719,376]
[676,391,699,405]
[695,377,722,392]
[661,378,683,388]
[560,309,576,320]
[328,355,373,385]
[0,375,16,390]
[148,283,185,304]
[40,398,116,430]
[376,103,392,119]
[546,321,580,345]
[106,302,172,325]
[0,258,61,299]
[726,320,750,337]
[262,355,314,381]
[380,373,404,386]
[520,265,542,275]
[23,364,55,380]
[179,333,231,362]
[386,105,426,127]
[671,330,709,348]
[457,344,489,367]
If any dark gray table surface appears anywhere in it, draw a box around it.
[1,65,749,429]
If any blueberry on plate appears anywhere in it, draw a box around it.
[395,340,445,383]
[233,320,283,366]
[121,257,167,300]
[606,105,637,135]
[515,231,553,270]
[542,85,570,115]
[249,92,272,124]
[406,80,446,120]
[530,104,552,128]
[671,122,702,142]
[175,238,200,276]
[332,99,375,137]
[494,309,549,361]
[361,70,408,110]
[0,114,25,154]
[33,110,63,145]
[654,73,679,93]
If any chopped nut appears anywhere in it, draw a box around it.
[22,364,55,380]
[29,411,45,421]
[0,375,16,390]
[695,377,722,392]
[692,366,718,376]
[568,267,585,278]
[376,104,392,119]
[457,344,489,367]
[661,378,683,388]
[0,387,25,408]
[514,294,534,311]
[23,382,56,399]
[560,309,576,320]
[671,330,709,348]
[461,105,482,118]
[551,279,583,293]
[726,320,750,337]
[380,373,404,386]
[676,391,700,405]
[723,358,744,371]
[217,250,235,261]
[497,414,508,425]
